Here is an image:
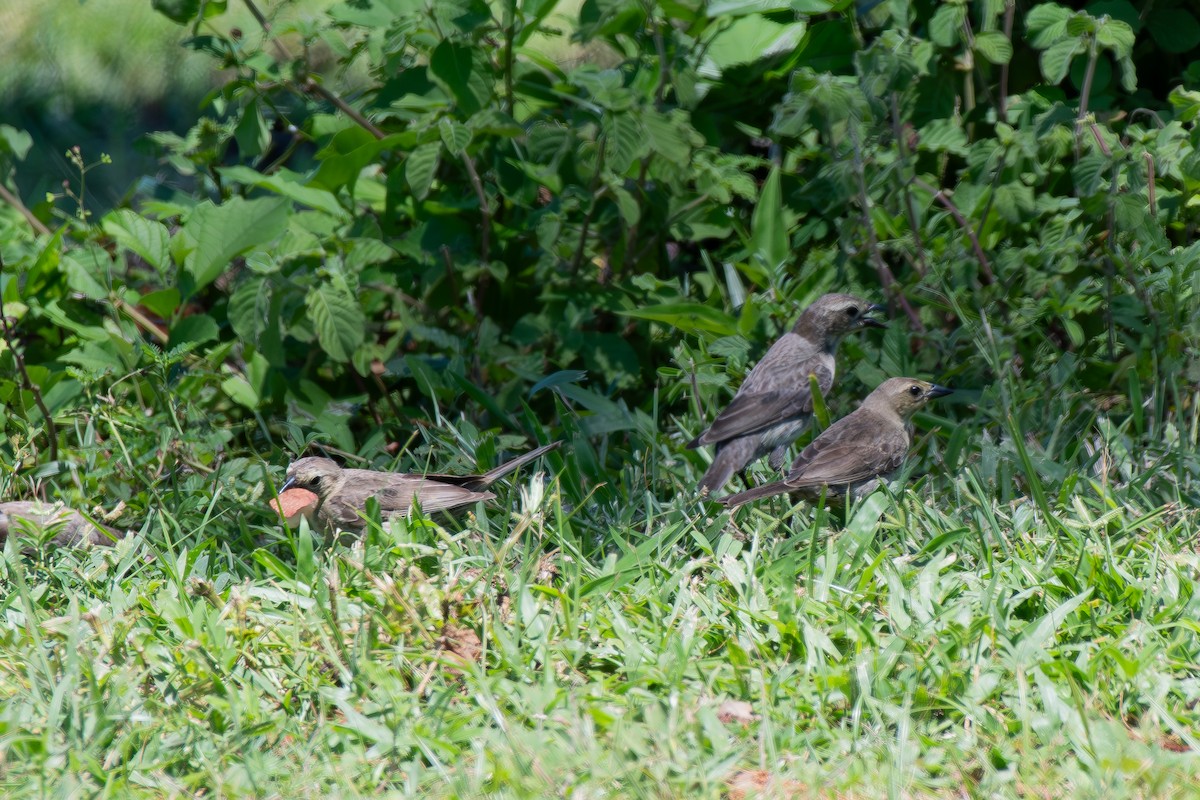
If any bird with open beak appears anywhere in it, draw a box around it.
[278,442,561,534]
[715,378,952,508]
[688,293,887,493]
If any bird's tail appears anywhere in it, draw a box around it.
[714,479,792,509]
[477,441,563,487]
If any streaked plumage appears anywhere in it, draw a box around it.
[0,501,124,547]
[716,378,952,508]
[280,441,561,533]
[688,293,886,493]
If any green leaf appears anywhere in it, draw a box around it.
[61,248,110,300]
[219,166,348,218]
[1148,8,1200,53]
[918,119,969,154]
[1026,2,1072,47]
[1040,38,1083,85]
[993,183,1035,223]
[929,3,965,48]
[438,118,472,155]
[228,278,273,342]
[170,314,219,346]
[428,40,493,115]
[102,209,171,272]
[1095,18,1135,56]
[0,124,33,160]
[618,303,738,337]
[405,142,442,200]
[306,283,365,362]
[221,376,259,408]
[139,288,181,319]
[183,197,290,295]
[750,166,788,271]
[603,113,647,174]
[973,31,1012,65]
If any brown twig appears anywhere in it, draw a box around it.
[1145,152,1156,217]
[302,79,386,140]
[850,128,925,331]
[0,252,58,463]
[461,153,492,267]
[890,93,928,277]
[911,177,996,285]
[113,297,170,345]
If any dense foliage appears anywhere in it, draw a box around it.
[1,0,1200,795]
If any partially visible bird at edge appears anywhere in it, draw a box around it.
[279,441,562,533]
[688,293,887,494]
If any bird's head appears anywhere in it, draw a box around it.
[868,377,953,418]
[281,457,342,499]
[795,293,887,342]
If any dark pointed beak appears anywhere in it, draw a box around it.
[280,476,297,492]
[926,384,954,399]
[860,303,888,329]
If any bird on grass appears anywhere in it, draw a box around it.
[279,441,562,533]
[688,293,887,493]
[715,378,952,509]
[0,501,124,547]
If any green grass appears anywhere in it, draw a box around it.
[2,422,1199,797]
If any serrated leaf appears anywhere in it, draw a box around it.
[929,3,965,48]
[102,209,171,272]
[428,40,492,115]
[306,283,365,362]
[993,183,1035,223]
[228,279,272,341]
[1026,3,1072,47]
[184,197,289,294]
[1095,18,1135,56]
[603,113,646,174]
[973,31,1012,65]
[438,118,472,154]
[1040,38,1083,84]
[1072,153,1108,196]
[406,142,441,200]
[618,303,738,336]
[918,118,969,154]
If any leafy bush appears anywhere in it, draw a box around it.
[2,0,1200,794]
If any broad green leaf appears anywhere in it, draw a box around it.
[170,314,219,346]
[405,142,441,200]
[1095,18,1135,56]
[102,209,171,272]
[642,110,697,166]
[139,288,181,319]
[1040,38,1083,84]
[705,14,806,69]
[750,166,788,271]
[603,113,646,174]
[929,3,965,48]
[428,40,492,115]
[221,376,259,408]
[62,249,110,300]
[618,303,738,337]
[306,283,365,362]
[973,31,1012,65]
[183,197,289,294]
[918,119,969,154]
[219,166,348,218]
[438,118,472,154]
[1026,2,1072,47]
[706,0,790,17]
[228,279,273,342]
[0,124,33,160]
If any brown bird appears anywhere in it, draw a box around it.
[715,378,952,508]
[279,441,562,533]
[688,293,886,493]
[0,501,124,547]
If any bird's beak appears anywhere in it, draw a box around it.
[860,303,888,329]
[926,384,954,399]
[280,476,297,492]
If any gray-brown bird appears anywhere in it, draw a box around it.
[279,441,562,533]
[715,378,952,508]
[688,293,886,493]
[0,501,124,547]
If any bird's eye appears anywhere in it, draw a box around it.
[845,307,860,317]
[909,385,922,397]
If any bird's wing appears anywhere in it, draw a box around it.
[691,360,832,447]
[369,477,494,514]
[785,413,910,489]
